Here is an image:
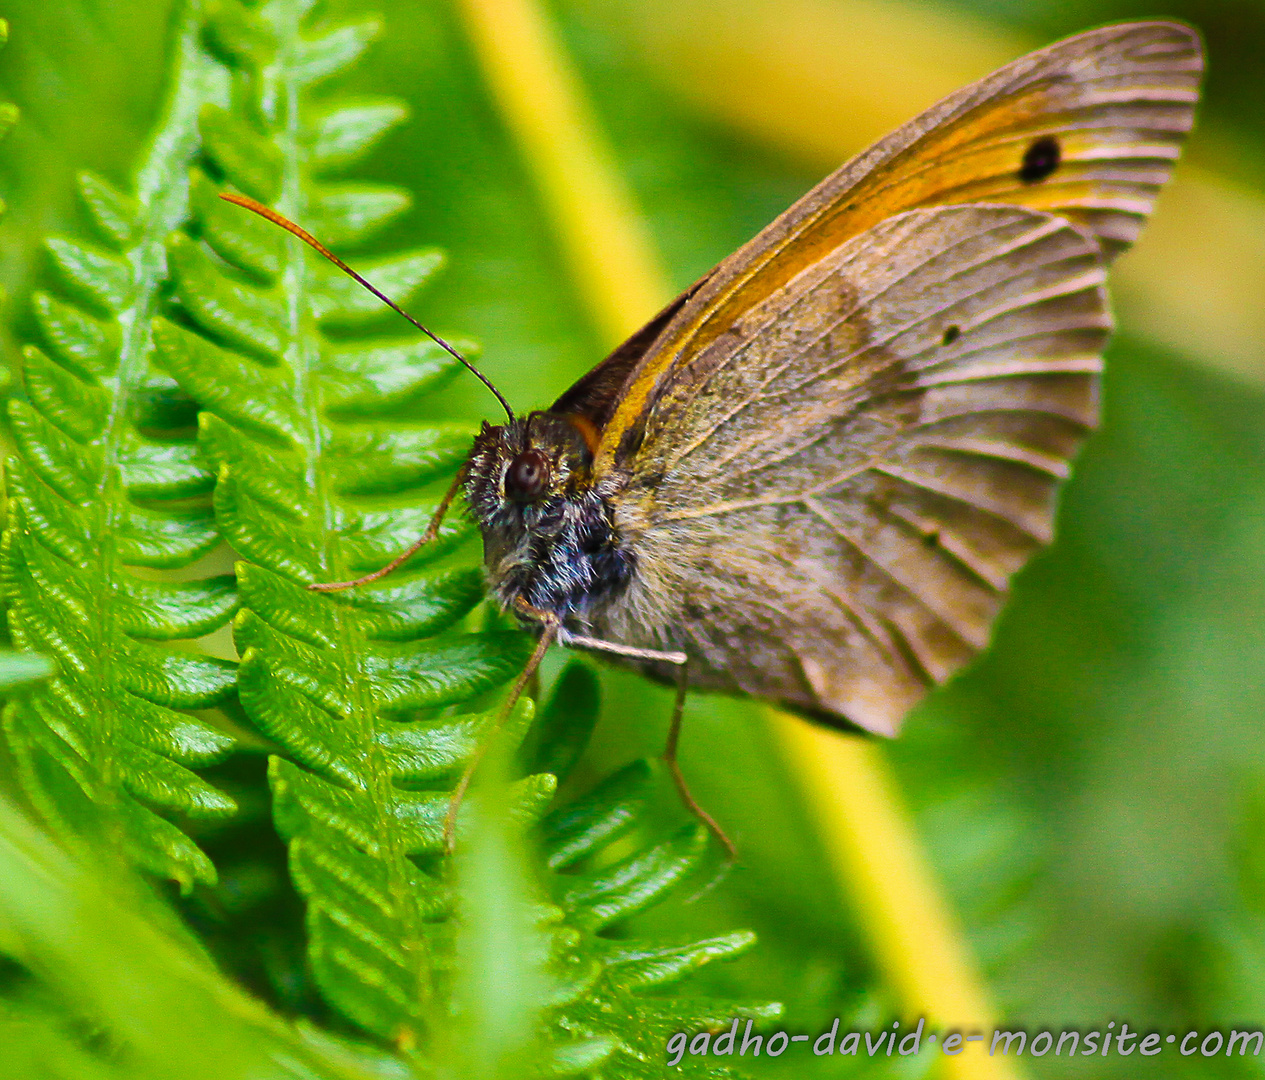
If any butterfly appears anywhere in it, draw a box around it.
[227,19,1203,849]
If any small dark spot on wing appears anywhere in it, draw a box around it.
[941,325,960,345]
[1019,136,1061,185]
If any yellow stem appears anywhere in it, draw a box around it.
[770,715,1019,1079]
[454,2,1019,1077]
[454,0,668,346]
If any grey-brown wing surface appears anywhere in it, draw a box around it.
[602,205,1109,735]
[593,22,1199,470]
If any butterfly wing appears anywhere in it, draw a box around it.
[596,204,1109,734]
[590,20,1201,469]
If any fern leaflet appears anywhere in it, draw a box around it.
[153,0,778,1072]
[1,2,239,891]
[158,0,531,1046]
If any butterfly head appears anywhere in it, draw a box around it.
[465,412,595,515]
[463,411,630,619]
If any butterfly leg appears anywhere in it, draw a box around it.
[308,470,465,592]
[663,661,736,860]
[442,608,560,852]
[552,631,733,856]
[557,628,686,665]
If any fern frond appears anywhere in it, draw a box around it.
[537,746,781,1078]
[1,4,240,891]
[157,0,528,1047]
[0,791,423,1080]
[154,3,774,1068]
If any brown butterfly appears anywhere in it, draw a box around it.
[228,19,1203,849]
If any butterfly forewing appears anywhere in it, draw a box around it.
[601,205,1109,734]
[592,21,1200,467]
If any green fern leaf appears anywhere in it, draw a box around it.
[0,789,436,1080]
[155,0,529,1047]
[540,796,780,1077]
[153,2,774,1069]
[1,5,240,892]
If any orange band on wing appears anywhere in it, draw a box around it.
[563,413,601,458]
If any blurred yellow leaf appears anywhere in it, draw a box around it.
[771,714,1020,1080]
[1115,166,1265,387]
[584,0,1023,162]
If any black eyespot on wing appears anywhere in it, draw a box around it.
[1019,136,1061,185]
[505,449,551,503]
[941,325,961,345]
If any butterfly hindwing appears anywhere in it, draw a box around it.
[598,204,1109,734]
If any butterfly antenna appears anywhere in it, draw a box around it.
[219,193,515,422]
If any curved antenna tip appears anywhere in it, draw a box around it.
[218,193,515,422]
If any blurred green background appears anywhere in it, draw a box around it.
[1,0,1263,1077]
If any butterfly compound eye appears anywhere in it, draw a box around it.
[505,449,551,503]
